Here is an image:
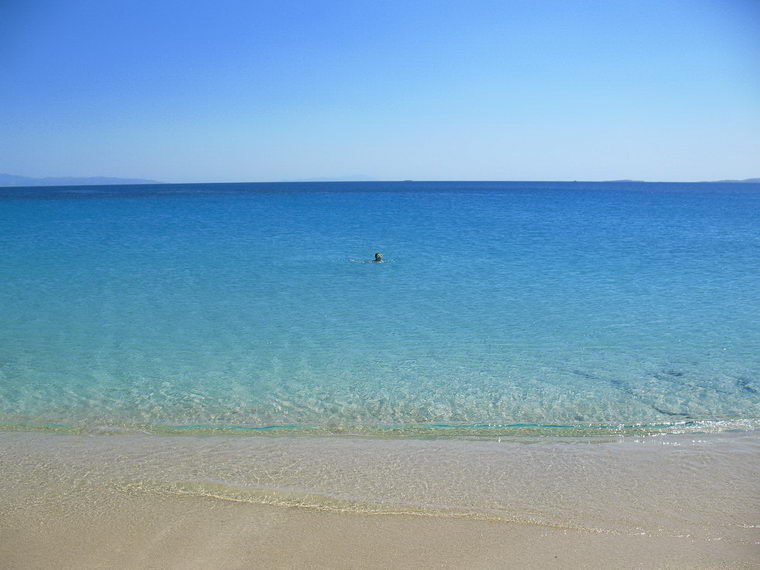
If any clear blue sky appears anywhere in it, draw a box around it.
[1,0,758,182]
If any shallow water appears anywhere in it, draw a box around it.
[1,181,759,435]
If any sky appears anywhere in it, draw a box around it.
[1,0,759,183]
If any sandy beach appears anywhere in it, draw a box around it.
[4,485,760,570]
[1,431,758,569]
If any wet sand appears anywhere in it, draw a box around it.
[3,485,759,569]
[1,431,758,569]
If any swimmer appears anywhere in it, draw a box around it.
[347,253,384,264]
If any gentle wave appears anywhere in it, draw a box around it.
[116,479,624,535]
[2,418,759,439]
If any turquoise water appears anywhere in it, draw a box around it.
[2,181,759,436]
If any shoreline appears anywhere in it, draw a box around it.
[1,430,758,568]
[3,416,760,438]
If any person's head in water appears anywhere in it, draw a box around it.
[374,252,383,262]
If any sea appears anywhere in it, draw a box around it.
[1,180,759,541]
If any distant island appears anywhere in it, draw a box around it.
[1,173,759,188]
[601,178,760,184]
[0,173,160,187]
[709,178,760,184]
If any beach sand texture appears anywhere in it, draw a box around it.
[1,431,758,569]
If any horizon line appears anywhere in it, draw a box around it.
[2,177,760,189]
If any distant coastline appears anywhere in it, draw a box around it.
[1,173,758,188]
[709,177,760,183]
[0,173,159,187]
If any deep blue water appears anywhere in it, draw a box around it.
[1,181,759,436]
